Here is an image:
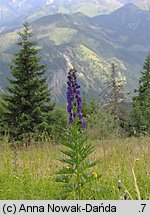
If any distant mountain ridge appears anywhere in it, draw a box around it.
[92,4,150,47]
[0,3,150,102]
[0,0,122,27]
[2,0,150,29]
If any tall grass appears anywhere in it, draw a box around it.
[0,136,149,200]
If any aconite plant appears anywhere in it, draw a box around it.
[56,68,98,200]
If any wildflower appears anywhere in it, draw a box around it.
[92,171,98,178]
[66,68,87,128]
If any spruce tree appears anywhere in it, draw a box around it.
[101,63,127,131]
[3,23,54,141]
[105,64,125,112]
[132,53,150,135]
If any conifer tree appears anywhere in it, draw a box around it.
[105,64,125,112]
[132,53,150,135]
[3,23,54,140]
[101,63,127,131]
[0,91,6,134]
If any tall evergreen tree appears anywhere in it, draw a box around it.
[132,53,150,135]
[3,23,54,140]
[100,63,127,131]
[105,64,125,112]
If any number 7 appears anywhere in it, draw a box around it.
[141,204,146,212]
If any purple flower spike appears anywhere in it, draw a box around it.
[66,68,86,128]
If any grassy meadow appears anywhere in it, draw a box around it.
[0,136,149,200]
